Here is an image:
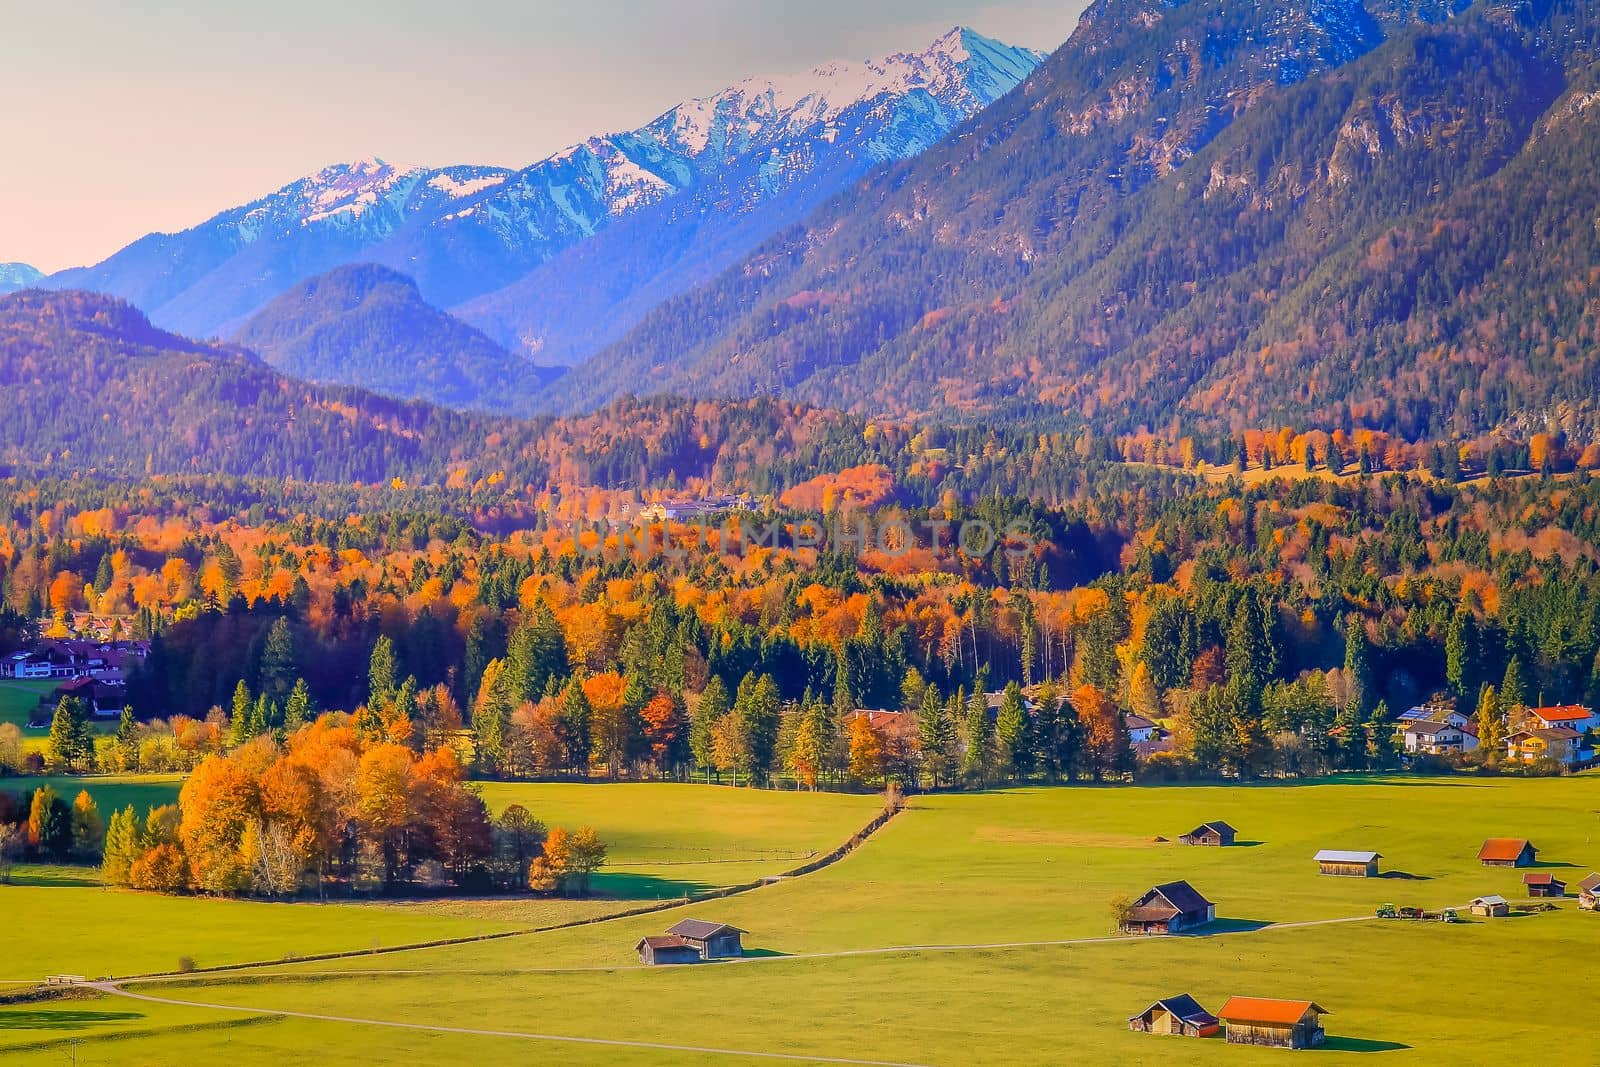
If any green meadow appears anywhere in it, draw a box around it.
[1,775,1597,1064]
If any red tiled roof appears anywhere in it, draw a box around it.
[1528,705,1590,722]
[1219,998,1328,1025]
[1478,838,1535,862]
[1523,873,1561,887]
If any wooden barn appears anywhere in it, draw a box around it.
[1179,821,1237,847]
[1580,873,1600,911]
[1119,881,1216,935]
[1218,997,1330,1049]
[1469,895,1510,918]
[1524,873,1565,898]
[667,919,746,959]
[1128,994,1220,1037]
[1315,849,1381,877]
[635,935,700,966]
[1478,838,1538,868]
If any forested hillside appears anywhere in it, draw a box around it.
[556,0,1600,445]
[233,264,563,412]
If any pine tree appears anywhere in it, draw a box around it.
[258,617,297,701]
[368,635,398,709]
[1445,610,1476,697]
[995,682,1031,781]
[1343,614,1374,714]
[915,683,950,788]
[559,679,592,777]
[115,706,139,771]
[962,686,993,785]
[101,805,140,886]
[228,680,253,746]
[690,676,730,782]
[284,678,313,732]
[1500,656,1527,717]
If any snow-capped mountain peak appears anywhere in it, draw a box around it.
[47,27,1043,340]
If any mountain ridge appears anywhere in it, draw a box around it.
[232,263,562,412]
[544,0,1600,442]
[44,28,1042,350]
[0,263,43,295]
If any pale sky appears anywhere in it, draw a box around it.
[0,1,1089,273]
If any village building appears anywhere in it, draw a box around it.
[1478,839,1538,868]
[842,709,918,745]
[635,935,701,966]
[1469,895,1510,918]
[37,676,128,720]
[667,919,745,959]
[1402,719,1466,755]
[1178,822,1238,847]
[1218,998,1330,1049]
[1123,714,1158,745]
[1128,994,1220,1037]
[1505,727,1589,768]
[1119,881,1216,935]
[1523,873,1565,898]
[1396,698,1468,729]
[1578,874,1600,911]
[1314,850,1381,878]
[1524,704,1599,733]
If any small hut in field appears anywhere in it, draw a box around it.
[1523,873,1565,898]
[667,919,745,959]
[635,935,700,966]
[1118,881,1216,935]
[1315,849,1381,877]
[1579,873,1600,911]
[1178,822,1238,847]
[1218,997,1330,1049]
[1478,839,1538,868]
[1128,995,1220,1037]
[1469,895,1510,918]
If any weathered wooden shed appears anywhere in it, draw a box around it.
[1179,822,1238,847]
[1469,895,1510,917]
[668,919,746,959]
[635,935,700,966]
[1524,873,1565,898]
[1478,838,1538,868]
[1579,873,1600,911]
[1128,994,1220,1037]
[1315,849,1381,877]
[1218,997,1330,1049]
[1119,881,1217,935]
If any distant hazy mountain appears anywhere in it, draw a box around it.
[552,0,1600,442]
[233,264,562,412]
[0,289,546,482]
[0,263,43,294]
[45,28,1042,355]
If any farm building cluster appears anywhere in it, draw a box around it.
[635,919,745,965]
[1395,699,1597,768]
[1131,996,1330,1049]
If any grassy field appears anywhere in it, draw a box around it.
[0,773,185,815]
[2,776,1598,1064]
[0,679,61,730]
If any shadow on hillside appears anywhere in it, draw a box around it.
[1528,860,1581,869]
[0,1010,143,1031]
[1378,871,1431,881]
[1194,918,1272,934]
[738,947,789,959]
[588,872,710,900]
[1226,841,1266,848]
[1319,1037,1411,1053]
